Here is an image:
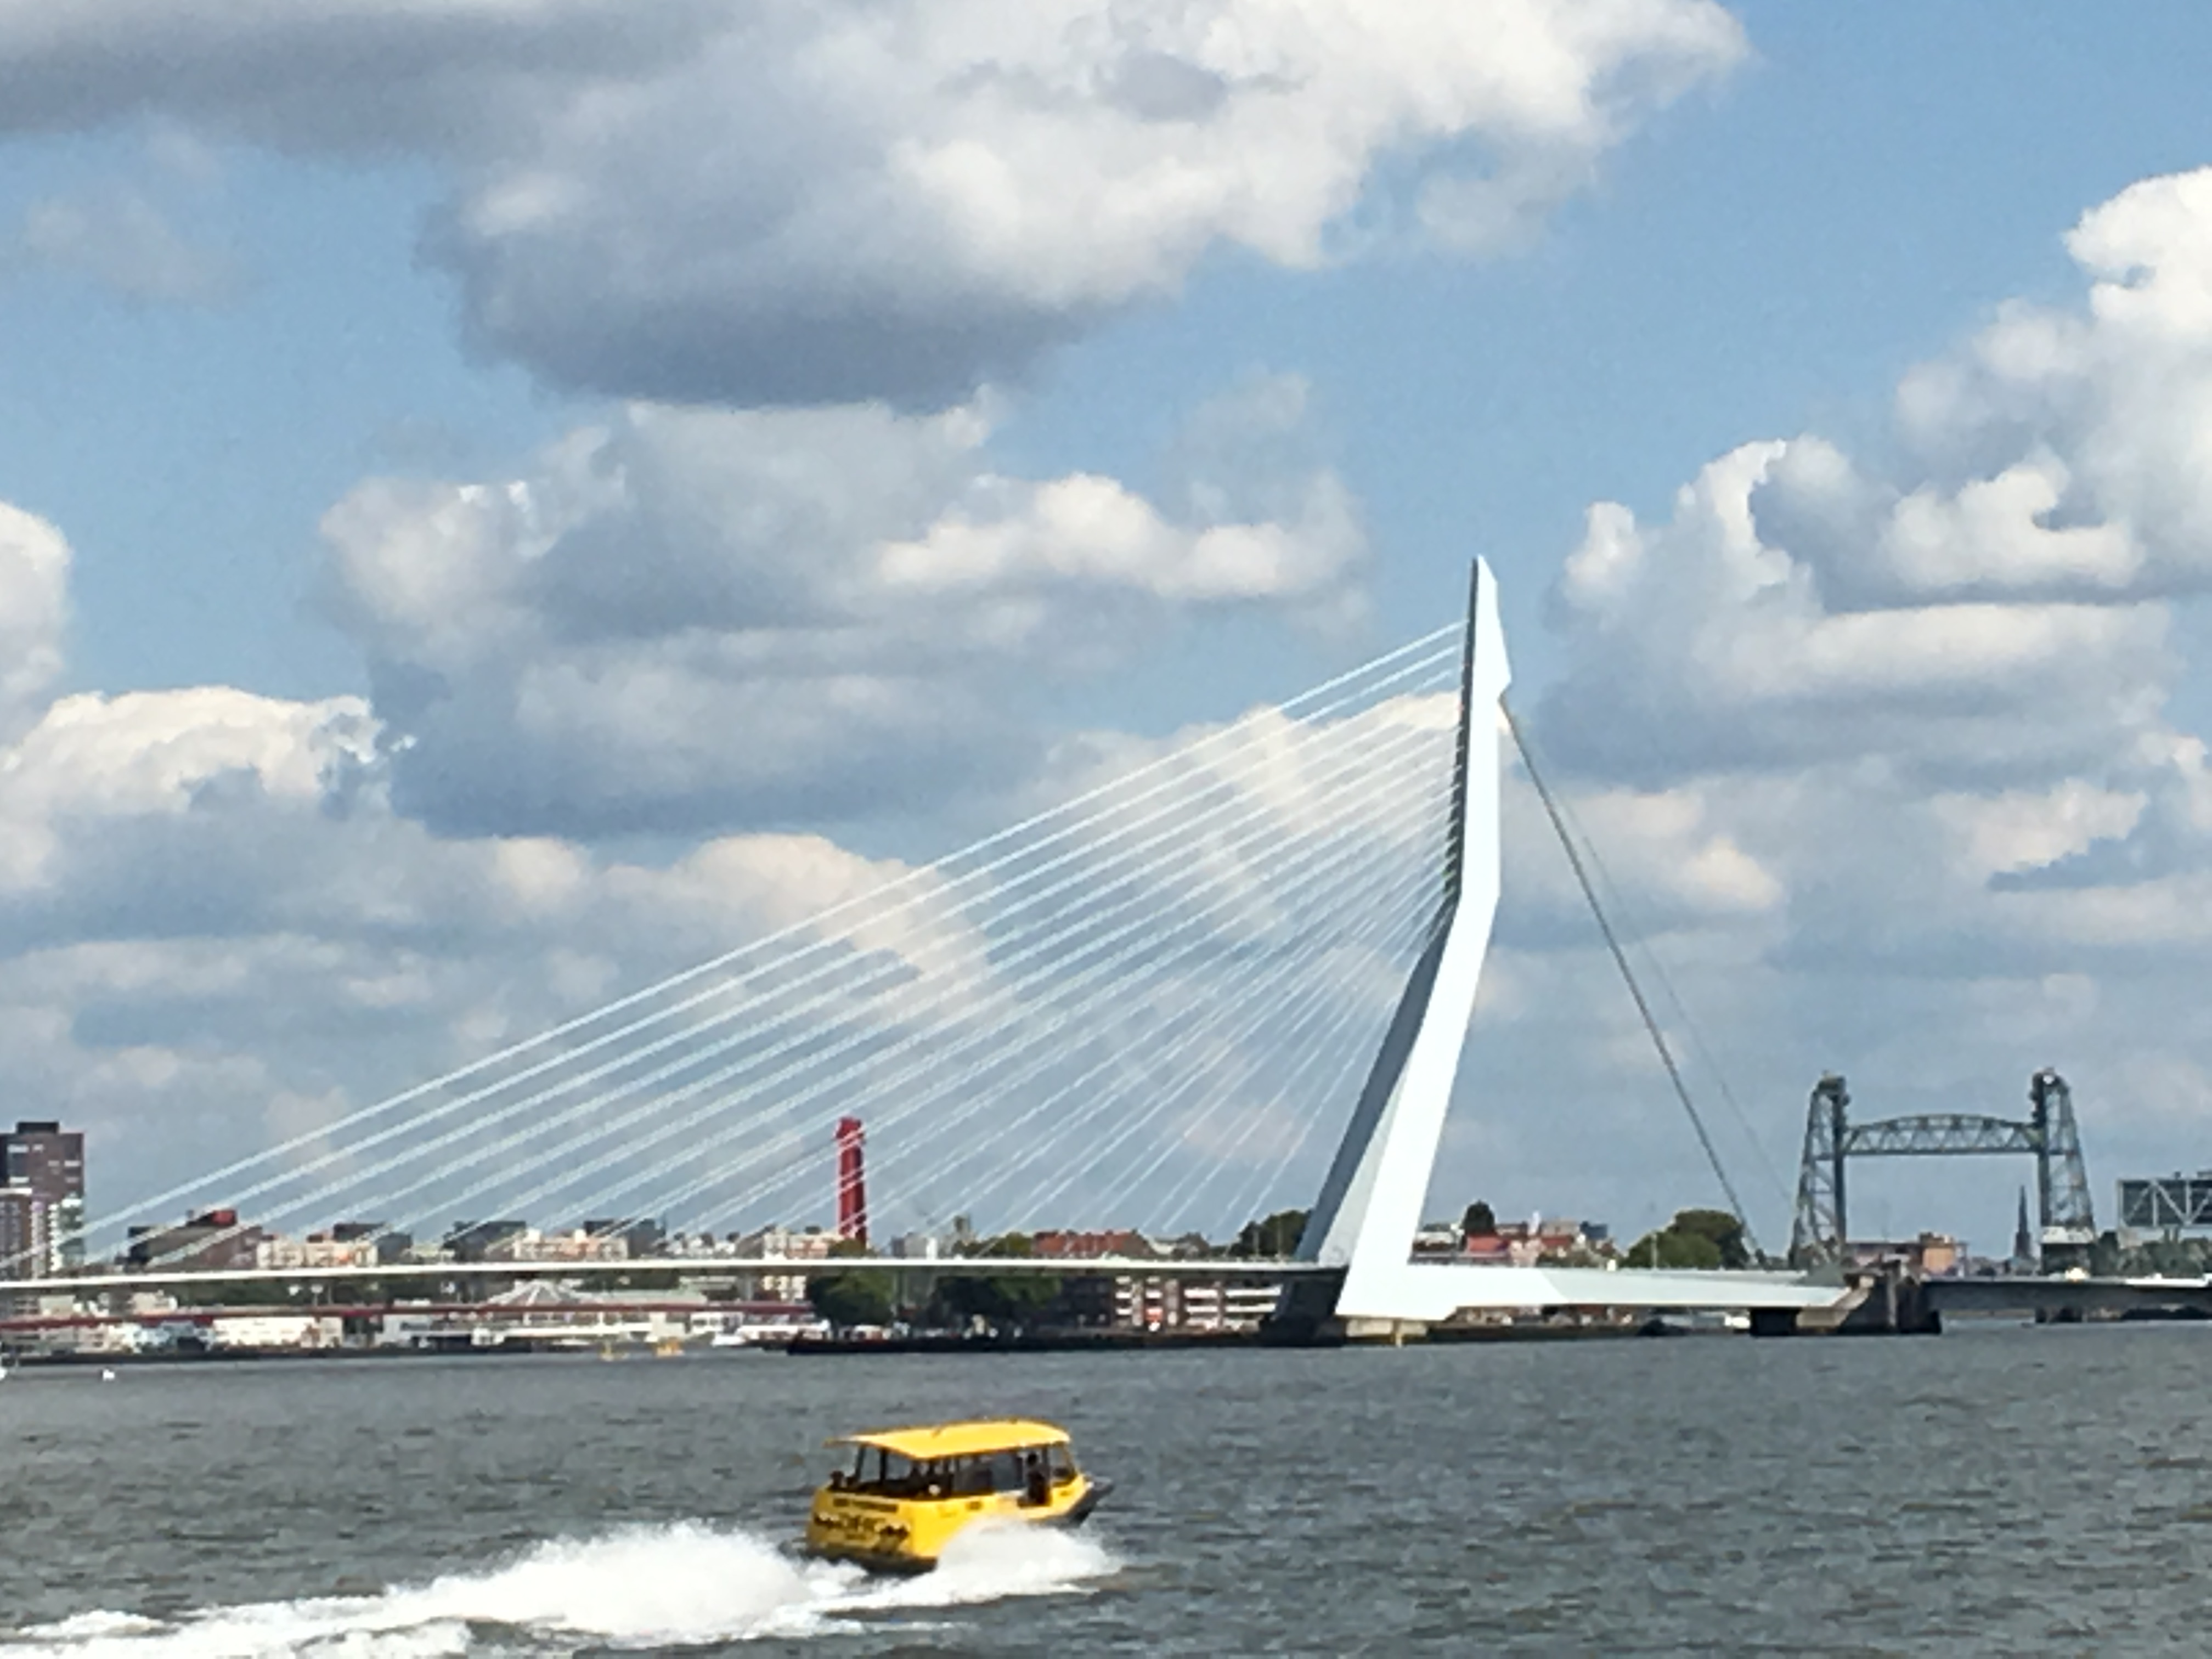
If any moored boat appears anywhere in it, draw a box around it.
[802,1418,1107,1572]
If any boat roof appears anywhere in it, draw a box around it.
[828,1418,1070,1459]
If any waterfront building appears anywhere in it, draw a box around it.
[1173,1280,1284,1330]
[1031,1228,1149,1259]
[732,1223,833,1301]
[0,1186,48,1315]
[254,1234,381,1271]
[331,1221,414,1264]
[1459,1217,1612,1268]
[580,1217,665,1257]
[890,1229,942,1260]
[444,1220,530,1261]
[1412,1223,1463,1257]
[127,1209,265,1273]
[2,1119,84,1272]
[522,1229,629,1262]
[1107,1273,1282,1331]
[210,1313,343,1350]
[1844,1233,1964,1277]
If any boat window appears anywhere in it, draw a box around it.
[1046,1443,1076,1483]
[951,1455,993,1496]
[839,1449,928,1495]
[988,1451,1025,1493]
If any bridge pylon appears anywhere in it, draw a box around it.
[1282,560,1848,1331]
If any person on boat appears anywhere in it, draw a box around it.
[1023,1450,1049,1506]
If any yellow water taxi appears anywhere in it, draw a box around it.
[803,1418,1108,1572]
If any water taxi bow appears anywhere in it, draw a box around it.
[803,1418,1108,1572]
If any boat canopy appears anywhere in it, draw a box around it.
[828,1419,1070,1460]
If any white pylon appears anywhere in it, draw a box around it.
[1300,560,1844,1323]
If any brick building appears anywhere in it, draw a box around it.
[2,1120,84,1272]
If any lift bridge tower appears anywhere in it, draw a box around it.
[1789,1070,2096,1268]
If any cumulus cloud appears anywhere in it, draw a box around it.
[0,502,70,741]
[0,614,982,1205]
[1502,166,2212,1237]
[317,383,1367,838]
[0,0,1744,405]
[1544,439,2176,790]
[1543,166,2212,799]
[0,482,1436,1229]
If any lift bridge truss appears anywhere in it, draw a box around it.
[1789,1070,2095,1266]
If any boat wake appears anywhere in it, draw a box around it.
[0,1521,1116,1657]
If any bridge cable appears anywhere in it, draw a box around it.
[88,625,1458,1258]
[109,639,1456,1268]
[1498,737,1793,1216]
[1502,702,1767,1263]
[572,711,1453,1239]
[305,675,1451,1250]
[1005,839,1443,1235]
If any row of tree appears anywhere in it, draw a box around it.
[807,1233,1063,1331]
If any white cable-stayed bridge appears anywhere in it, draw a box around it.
[3,563,1847,1330]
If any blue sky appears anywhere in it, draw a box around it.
[8,2,2212,1253]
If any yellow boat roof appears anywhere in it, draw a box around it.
[829,1419,1071,1460]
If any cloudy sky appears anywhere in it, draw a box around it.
[5,2,2212,1257]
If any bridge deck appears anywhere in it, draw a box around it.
[3,1255,1847,1313]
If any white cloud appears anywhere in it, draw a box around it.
[319,387,1367,837]
[0,490,1440,1231]
[1498,166,2212,1243]
[0,502,70,742]
[0,0,1745,405]
[12,185,238,304]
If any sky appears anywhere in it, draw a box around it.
[6,2,2212,1256]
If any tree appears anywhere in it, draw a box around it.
[1668,1208,1751,1269]
[1460,1200,1498,1238]
[1233,1209,1308,1258]
[1622,1209,1751,1271]
[809,1253,895,1328]
[926,1232,1059,1331]
[1624,1226,1723,1271]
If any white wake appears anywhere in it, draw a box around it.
[1,1521,1116,1657]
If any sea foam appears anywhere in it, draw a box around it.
[1,1520,1116,1657]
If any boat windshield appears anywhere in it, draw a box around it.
[828,1442,1077,1502]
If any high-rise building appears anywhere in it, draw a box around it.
[2,1120,84,1273]
[0,1187,48,1276]
[834,1116,868,1247]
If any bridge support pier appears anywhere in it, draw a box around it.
[1260,1272,1349,1345]
[1835,1267,1942,1335]
[1748,1267,1941,1336]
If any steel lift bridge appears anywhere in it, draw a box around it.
[1786,1070,2096,1267]
[5,563,1849,1330]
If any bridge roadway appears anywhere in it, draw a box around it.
[2,1255,1843,1313]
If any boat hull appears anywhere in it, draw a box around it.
[804,1475,1108,1573]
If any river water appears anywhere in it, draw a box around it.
[3,1324,2209,1655]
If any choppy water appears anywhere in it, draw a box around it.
[4,1325,2212,1655]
